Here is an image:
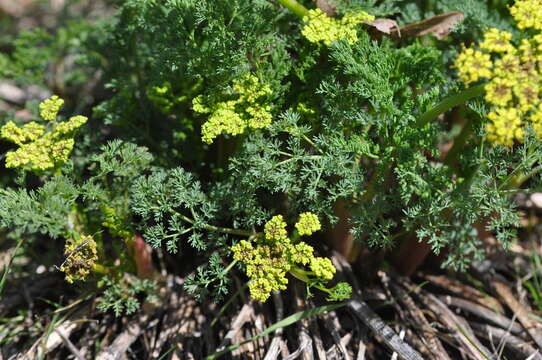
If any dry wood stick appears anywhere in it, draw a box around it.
[96,312,151,360]
[388,279,451,360]
[347,298,424,360]
[440,295,525,337]
[491,276,542,349]
[421,274,504,314]
[404,285,494,360]
[470,322,542,360]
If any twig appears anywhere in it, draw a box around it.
[389,277,451,360]
[55,327,85,360]
[421,274,504,314]
[491,276,542,349]
[403,282,494,360]
[96,312,151,360]
[440,295,525,338]
[347,298,424,360]
[470,322,542,360]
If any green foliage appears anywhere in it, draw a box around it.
[0,0,540,313]
[97,276,157,316]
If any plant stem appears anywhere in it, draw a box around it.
[173,210,256,237]
[276,0,309,18]
[289,267,331,294]
[416,84,485,128]
[443,116,474,168]
[93,263,113,276]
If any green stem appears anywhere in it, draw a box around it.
[276,0,309,18]
[505,165,542,190]
[289,267,331,294]
[443,117,474,168]
[416,84,485,128]
[93,263,113,276]
[172,210,256,237]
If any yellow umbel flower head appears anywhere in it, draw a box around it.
[486,108,525,147]
[301,8,374,45]
[454,0,542,147]
[193,74,272,144]
[1,95,87,172]
[295,212,321,236]
[39,95,64,121]
[454,48,493,85]
[309,257,336,281]
[264,215,288,242]
[480,28,515,54]
[231,213,347,302]
[60,235,98,284]
[510,0,542,31]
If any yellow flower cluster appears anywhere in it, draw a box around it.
[231,212,335,302]
[295,212,322,236]
[1,96,87,172]
[510,0,542,31]
[60,235,98,284]
[193,74,272,144]
[301,8,375,45]
[454,0,542,147]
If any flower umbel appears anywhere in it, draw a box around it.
[295,212,321,236]
[231,212,350,302]
[1,95,87,172]
[454,0,542,147]
[193,74,272,144]
[301,8,374,45]
[60,235,98,284]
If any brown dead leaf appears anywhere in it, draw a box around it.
[365,18,400,35]
[393,12,465,40]
[314,0,337,16]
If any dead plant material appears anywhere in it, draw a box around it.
[401,277,494,360]
[314,0,336,16]
[347,298,424,360]
[441,295,526,338]
[470,322,542,360]
[491,275,542,349]
[421,273,505,314]
[388,278,451,360]
[392,12,465,40]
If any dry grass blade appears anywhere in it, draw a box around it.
[470,322,542,360]
[401,279,494,360]
[388,278,451,360]
[96,312,150,360]
[421,274,504,314]
[441,296,525,337]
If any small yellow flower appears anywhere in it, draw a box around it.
[287,242,314,265]
[0,96,87,172]
[486,107,525,147]
[264,215,288,242]
[295,212,321,236]
[480,28,515,54]
[310,257,336,281]
[194,74,272,144]
[39,95,64,121]
[301,8,374,45]
[529,104,542,136]
[510,0,542,31]
[484,77,514,107]
[454,47,492,85]
[232,240,254,262]
[231,213,341,302]
[60,235,98,284]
